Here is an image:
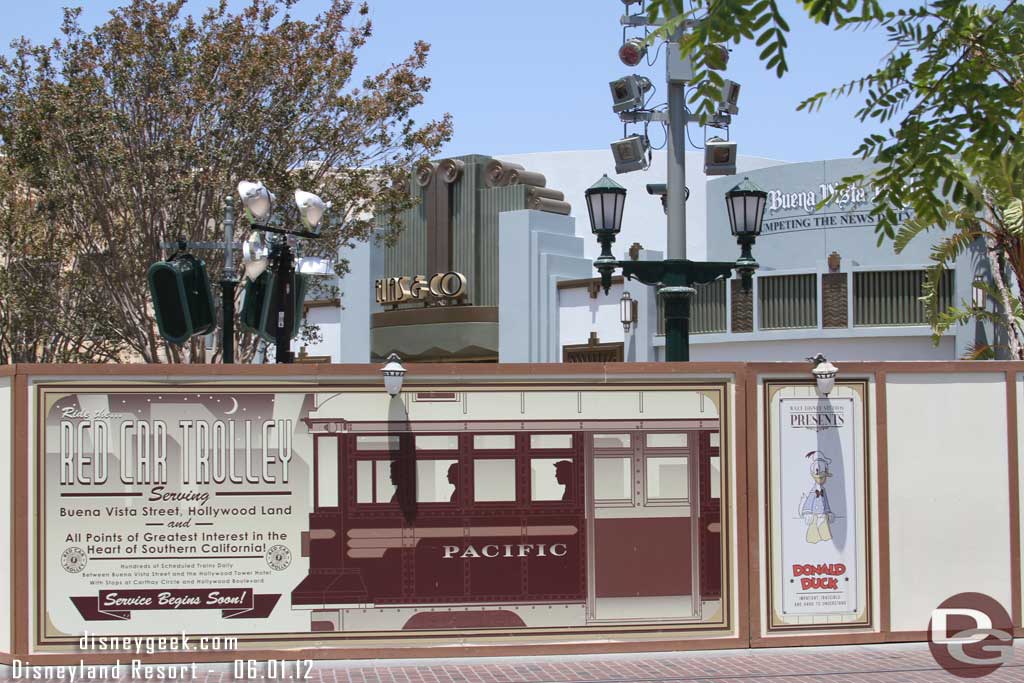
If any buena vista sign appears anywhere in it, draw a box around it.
[767,181,881,214]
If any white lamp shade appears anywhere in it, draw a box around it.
[812,359,838,396]
[237,181,275,224]
[295,189,327,232]
[381,353,406,397]
[585,174,627,235]
[242,231,268,280]
[725,177,767,236]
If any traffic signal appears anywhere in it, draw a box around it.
[240,270,308,343]
[147,254,216,345]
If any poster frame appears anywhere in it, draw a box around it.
[763,379,873,632]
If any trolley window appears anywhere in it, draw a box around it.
[530,433,573,450]
[593,433,631,449]
[646,456,689,501]
[355,459,398,504]
[416,459,458,503]
[593,457,631,502]
[645,433,687,448]
[415,434,458,450]
[473,434,515,450]
[710,456,721,499]
[315,437,339,508]
[530,457,575,501]
[356,435,400,451]
[473,459,516,502]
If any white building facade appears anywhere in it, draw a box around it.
[301,151,988,365]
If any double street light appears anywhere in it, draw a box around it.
[587,174,767,361]
[236,180,329,364]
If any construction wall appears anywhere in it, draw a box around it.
[0,361,1020,662]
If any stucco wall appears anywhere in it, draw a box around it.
[885,372,1012,631]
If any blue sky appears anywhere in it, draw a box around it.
[0,0,917,163]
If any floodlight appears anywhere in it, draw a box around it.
[704,137,737,176]
[609,75,652,113]
[242,231,268,280]
[719,80,741,115]
[237,180,275,225]
[618,38,646,67]
[294,189,327,233]
[611,134,650,174]
[295,256,334,275]
[709,44,730,69]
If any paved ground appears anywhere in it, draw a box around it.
[4,641,1024,682]
[294,642,1024,683]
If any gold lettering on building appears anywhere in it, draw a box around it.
[375,271,467,306]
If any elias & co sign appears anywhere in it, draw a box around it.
[375,271,467,306]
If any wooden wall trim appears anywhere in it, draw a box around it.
[742,366,760,643]
[875,371,891,635]
[12,372,28,656]
[10,360,1024,380]
[1006,371,1021,627]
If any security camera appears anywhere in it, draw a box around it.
[704,137,737,176]
[609,75,652,113]
[719,80,740,115]
[611,135,650,174]
[646,183,688,214]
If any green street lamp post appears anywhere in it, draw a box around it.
[589,174,767,362]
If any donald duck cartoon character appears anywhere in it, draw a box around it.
[798,451,834,543]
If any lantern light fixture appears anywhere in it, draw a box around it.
[381,353,407,397]
[809,354,838,397]
[726,176,767,289]
[725,177,767,238]
[620,291,638,333]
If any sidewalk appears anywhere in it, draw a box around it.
[193,641,1024,683]
[4,641,1023,682]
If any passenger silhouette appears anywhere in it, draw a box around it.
[389,459,401,504]
[447,462,459,503]
[555,460,574,501]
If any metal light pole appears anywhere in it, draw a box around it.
[220,197,238,363]
[666,69,687,261]
[598,9,763,362]
[236,181,328,365]
[270,237,296,365]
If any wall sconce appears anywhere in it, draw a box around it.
[808,353,838,396]
[620,291,638,333]
[381,353,407,397]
